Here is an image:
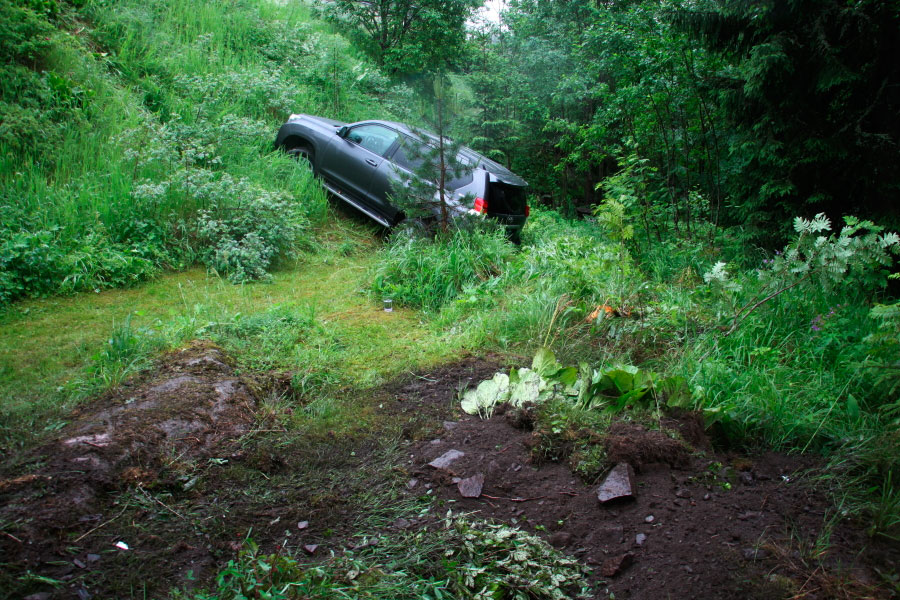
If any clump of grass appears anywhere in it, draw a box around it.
[370,226,514,312]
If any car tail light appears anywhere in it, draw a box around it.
[473,197,488,214]
[525,205,530,217]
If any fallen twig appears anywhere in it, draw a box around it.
[481,494,547,502]
[140,486,186,520]
[2,530,23,543]
[74,503,129,543]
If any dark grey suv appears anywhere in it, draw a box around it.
[274,114,529,238]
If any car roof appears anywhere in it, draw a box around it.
[365,120,528,187]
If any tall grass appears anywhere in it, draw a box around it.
[0,0,407,303]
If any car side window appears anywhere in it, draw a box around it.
[346,125,399,157]
[391,136,428,172]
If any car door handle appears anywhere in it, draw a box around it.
[365,159,378,167]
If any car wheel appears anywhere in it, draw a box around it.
[286,145,313,171]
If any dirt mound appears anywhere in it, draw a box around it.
[0,341,256,591]
[405,408,887,599]
[603,422,692,469]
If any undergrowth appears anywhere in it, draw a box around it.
[178,516,592,600]
[0,0,408,303]
[372,206,900,539]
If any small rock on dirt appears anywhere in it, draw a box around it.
[443,421,458,430]
[635,533,647,546]
[428,449,465,470]
[675,488,691,498]
[597,463,637,504]
[406,478,419,489]
[297,521,309,530]
[73,558,86,569]
[593,524,625,544]
[601,552,635,577]
[644,515,655,523]
[303,544,318,555]
[458,473,485,498]
[86,554,100,563]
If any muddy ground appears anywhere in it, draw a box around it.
[0,345,895,599]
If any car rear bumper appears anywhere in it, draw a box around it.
[491,212,527,231]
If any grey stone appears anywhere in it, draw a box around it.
[597,463,637,503]
[549,532,573,548]
[406,478,419,489]
[458,473,485,498]
[442,421,458,430]
[644,515,655,523]
[635,533,647,546]
[303,544,318,555]
[428,449,465,470]
[675,488,691,499]
[601,552,634,577]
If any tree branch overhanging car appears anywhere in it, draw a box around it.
[274,114,529,241]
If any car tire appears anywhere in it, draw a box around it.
[286,145,314,171]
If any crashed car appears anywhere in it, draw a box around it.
[274,114,529,238]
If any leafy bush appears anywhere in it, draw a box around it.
[370,226,514,312]
[196,179,312,283]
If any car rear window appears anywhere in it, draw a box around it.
[392,136,474,190]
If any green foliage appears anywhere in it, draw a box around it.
[370,226,514,312]
[676,0,900,234]
[460,348,577,417]
[71,313,166,396]
[196,181,312,283]
[187,538,305,600]
[462,347,688,418]
[181,517,592,600]
[0,0,55,65]
[321,0,481,73]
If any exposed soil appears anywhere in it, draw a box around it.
[397,379,896,599]
[0,349,894,599]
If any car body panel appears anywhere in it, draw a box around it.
[274,114,529,232]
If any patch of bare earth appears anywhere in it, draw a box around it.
[0,341,256,599]
[398,388,895,599]
[1,352,895,599]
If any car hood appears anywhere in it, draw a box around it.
[287,114,346,129]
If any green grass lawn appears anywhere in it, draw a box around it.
[0,222,464,451]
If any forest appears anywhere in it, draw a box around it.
[0,0,898,598]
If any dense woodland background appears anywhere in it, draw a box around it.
[1,0,900,591]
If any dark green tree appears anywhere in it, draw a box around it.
[390,74,470,232]
[320,0,481,73]
[675,0,900,237]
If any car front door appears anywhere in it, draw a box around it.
[320,124,399,209]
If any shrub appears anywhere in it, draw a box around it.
[195,177,312,283]
[370,226,514,312]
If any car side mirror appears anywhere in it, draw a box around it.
[337,126,349,138]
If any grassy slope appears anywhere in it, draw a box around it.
[0,222,464,451]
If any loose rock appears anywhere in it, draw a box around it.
[549,531,573,548]
[428,449,465,470]
[458,473,485,498]
[303,544,318,555]
[601,552,635,577]
[596,463,637,504]
[635,533,647,546]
